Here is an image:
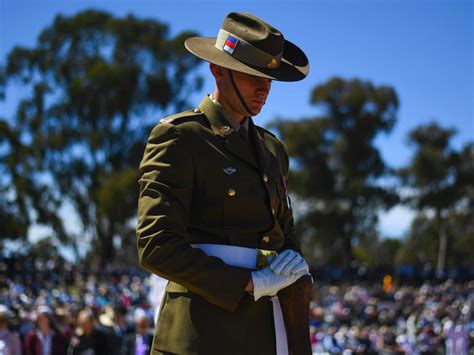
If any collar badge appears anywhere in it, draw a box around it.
[218,125,234,136]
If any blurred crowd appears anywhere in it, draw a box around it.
[0,252,153,355]
[0,251,472,354]
[308,282,472,354]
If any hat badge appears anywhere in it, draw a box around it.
[223,35,238,55]
[267,58,278,69]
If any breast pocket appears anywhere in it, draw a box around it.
[224,173,270,228]
[202,169,268,228]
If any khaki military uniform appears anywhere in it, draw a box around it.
[136,95,300,354]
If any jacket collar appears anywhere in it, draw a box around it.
[198,95,275,173]
[198,95,236,136]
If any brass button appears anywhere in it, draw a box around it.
[228,188,236,197]
[263,174,269,183]
[262,235,270,243]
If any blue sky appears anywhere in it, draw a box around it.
[1,0,473,241]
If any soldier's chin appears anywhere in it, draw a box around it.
[249,103,264,116]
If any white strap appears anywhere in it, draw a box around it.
[272,296,289,355]
[191,243,257,269]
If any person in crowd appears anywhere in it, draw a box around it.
[23,305,68,355]
[98,304,132,354]
[377,326,404,354]
[0,305,22,355]
[53,307,75,340]
[120,309,153,355]
[67,309,109,355]
[443,316,470,355]
[416,324,441,354]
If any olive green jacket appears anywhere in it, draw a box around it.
[136,96,300,354]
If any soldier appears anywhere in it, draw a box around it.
[137,12,311,355]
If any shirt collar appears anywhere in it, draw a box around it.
[209,94,249,133]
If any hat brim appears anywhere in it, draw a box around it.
[185,37,309,82]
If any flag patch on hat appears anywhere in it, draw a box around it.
[223,35,238,54]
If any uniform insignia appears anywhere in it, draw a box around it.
[223,35,238,55]
[223,167,237,175]
[218,125,234,136]
[267,58,279,69]
[159,108,201,125]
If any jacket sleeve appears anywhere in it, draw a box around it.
[136,123,250,312]
[276,140,302,254]
[23,331,37,355]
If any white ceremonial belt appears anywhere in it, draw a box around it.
[191,243,277,270]
[191,243,289,355]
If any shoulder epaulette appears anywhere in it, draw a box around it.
[159,108,203,125]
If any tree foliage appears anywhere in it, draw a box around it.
[0,119,29,240]
[398,124,474,273]
[2,10,202,263]
[395,208,474,269]
[272,77,399,267]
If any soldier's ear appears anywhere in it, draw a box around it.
[210,63,224,82]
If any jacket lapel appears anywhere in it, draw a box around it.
[248,118,275,174]
[198,96,258,169]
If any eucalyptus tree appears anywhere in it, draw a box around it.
[3,10,202,262]
[399,124,473,275]
[272,77,399,267]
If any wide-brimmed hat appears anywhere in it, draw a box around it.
[185,12,309,82]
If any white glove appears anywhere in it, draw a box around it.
[251,266,307,301]
[269,249,309,275]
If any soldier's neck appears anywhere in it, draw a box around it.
[211,92,246,124]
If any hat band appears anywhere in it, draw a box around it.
[215,29,283,69]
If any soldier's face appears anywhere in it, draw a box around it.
[226,70,272,116]
[211,64,272,119]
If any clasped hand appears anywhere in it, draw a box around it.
[251,250,310,301]
[269,249,309,275]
